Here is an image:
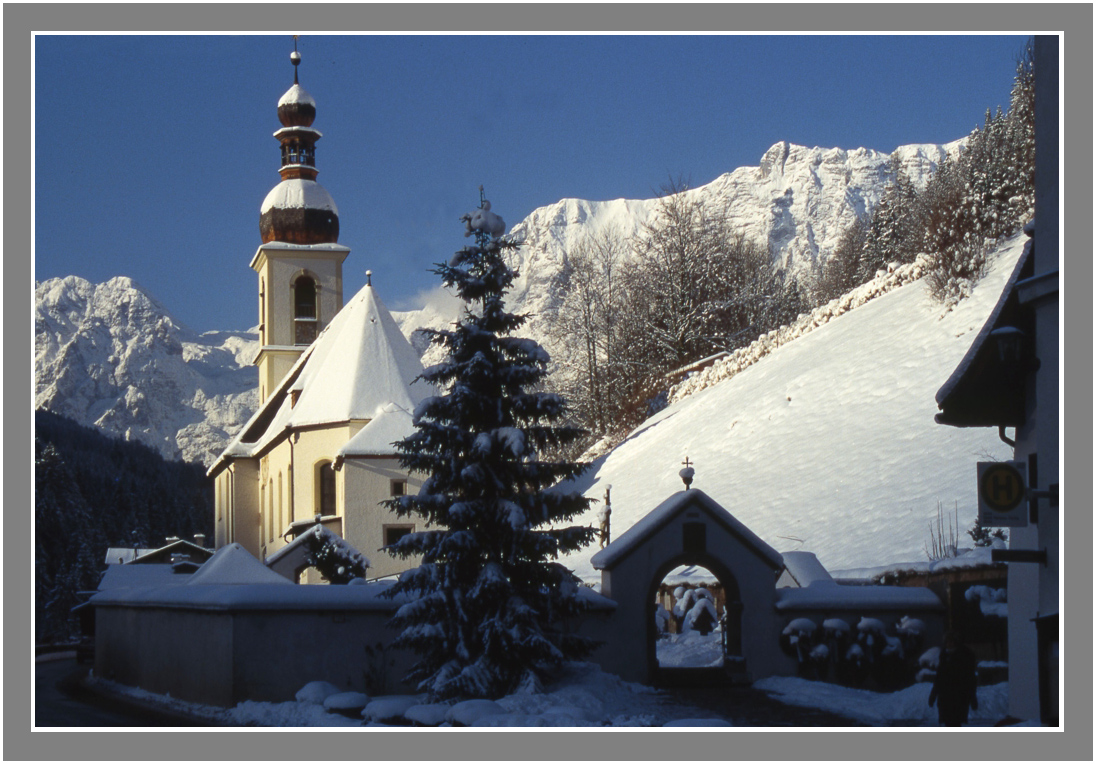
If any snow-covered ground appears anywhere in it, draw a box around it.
[657,631,724,669]
[557,232,1028,580]
[86,662,1027,728]
[754,676,1011,727]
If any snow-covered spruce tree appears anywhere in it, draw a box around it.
[303,526,368,584]
[383,191,598,701]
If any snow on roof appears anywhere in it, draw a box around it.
[338,403,415,458]
[89,578,410,611]
[98,563,191,590]
[260,178,338,215]
[590,489,783,572]
[779,551,834,587]
[104,547,155,565]
[935,236,1032,408]
[265,524,371,570]
[186,543,293,586]
[130,539,214,565]
[775,581,944,611]
[273,126,322,140]
[210,283,432,468]
[278,83,316,108]
[282,284,431,429]
[831,545,1005,582]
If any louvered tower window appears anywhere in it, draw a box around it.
[294,276,318,344]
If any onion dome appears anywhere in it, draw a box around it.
[260,46,340,245]
[277,84,316,127]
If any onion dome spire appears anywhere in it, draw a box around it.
[260,42,340,245]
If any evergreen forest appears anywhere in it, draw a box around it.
[34,409,213,643]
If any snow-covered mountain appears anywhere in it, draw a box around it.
[396,140,959,366]
[34,140,959,472]
[34,276,259,466]
[555,232,1026,579]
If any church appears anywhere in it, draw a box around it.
[208,49,431,580]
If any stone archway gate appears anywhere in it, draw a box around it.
[588,488,785,686]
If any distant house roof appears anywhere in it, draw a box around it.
[129,539,216,565]
[209,283,432,475]
[935,236,1034,428]
[590,489,784,572]
[98,563,192,590]
[186,543,293,586]
[104,547,155,565]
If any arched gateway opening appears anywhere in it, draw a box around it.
[590,487,782,687]
[647,556,745,686]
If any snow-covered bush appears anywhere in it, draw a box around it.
[682,597,718,636]
[363,695,422,724]
[781,615,930,689]
[965,585,1008,618]
[301,525,370,584]
[446,699,507,727]
[654,604,671,635]
[323,691,370,717]
[295,680,340,705]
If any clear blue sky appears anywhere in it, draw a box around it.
[34,34,1029,333]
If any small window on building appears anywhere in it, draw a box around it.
[390,479,408,497]
[294,277,317,319]
[384,524,414,548]
[294,276,319,345]
[318,462,336,517]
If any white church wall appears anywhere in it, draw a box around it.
[341,457,423,580]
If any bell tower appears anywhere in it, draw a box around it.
[251,42,350,402]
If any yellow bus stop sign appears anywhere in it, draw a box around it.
[977,461,1028,527]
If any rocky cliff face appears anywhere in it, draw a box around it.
[401,141,959,366]
[34,276,259,467]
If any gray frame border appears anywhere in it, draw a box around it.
[11,3,1091,761]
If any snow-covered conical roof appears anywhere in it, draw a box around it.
[286,283,430,427]
[210,282,432,469]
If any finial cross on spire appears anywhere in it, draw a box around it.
[679,457,695,489]
[291,36,301,84]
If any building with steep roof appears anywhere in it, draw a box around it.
[209,48,431,579]
[934,37,1060,726]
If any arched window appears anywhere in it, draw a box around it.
[317,462,336,517]
[294,276,316,319]
[294,276,318,345]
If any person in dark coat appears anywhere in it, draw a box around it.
[928,631,979,726]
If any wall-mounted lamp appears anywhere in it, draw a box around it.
[990,326,1040,373]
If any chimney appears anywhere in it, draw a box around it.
[194,533,207,548]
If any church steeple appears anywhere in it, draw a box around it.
[251,41,350,403]
[259,44,340,246]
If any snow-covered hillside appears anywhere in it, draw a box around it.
[34,276,259,466]
[556,232,1027,579]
